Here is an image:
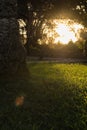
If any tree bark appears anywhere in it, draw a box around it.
[0,0,26,75]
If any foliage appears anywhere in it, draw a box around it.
[0,0,26,74]
[17,0,87,49]
[28,43,84,58]
[17,0,55,48]
[17,0,87,52]
[0,63,87,130]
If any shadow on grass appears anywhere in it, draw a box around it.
[0,63,87,130]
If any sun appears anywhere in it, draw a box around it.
[54,23,77,44]
[40,19,84,45]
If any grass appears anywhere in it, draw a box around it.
[0,63,87,130]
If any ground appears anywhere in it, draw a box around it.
[0,62,87,130]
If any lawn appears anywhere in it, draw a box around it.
[0,63,87,130]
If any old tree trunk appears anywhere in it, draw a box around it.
[0,0,26,75]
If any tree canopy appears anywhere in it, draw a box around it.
[17,0,87,21]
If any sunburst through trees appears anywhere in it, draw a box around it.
[39,19,84,45]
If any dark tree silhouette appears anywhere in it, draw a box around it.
[17,0,55,52]
[0,0,26,75]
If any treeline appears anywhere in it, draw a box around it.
[16,0,87,60]
[28,42,85,59]
[17,0,87,53]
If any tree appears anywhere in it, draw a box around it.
[17,0,87,57]
[17,0,55,53]
[0,0,26,75]
[53,0,87,24]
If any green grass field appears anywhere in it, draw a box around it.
[0,63,87,130]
